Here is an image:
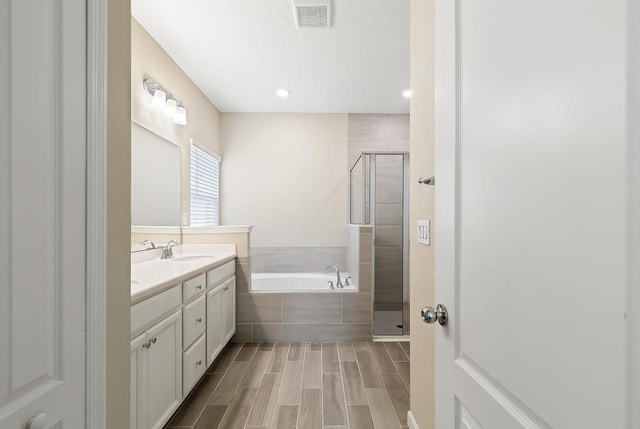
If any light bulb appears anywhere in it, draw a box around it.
[173,106,187,125]
[150,89,166,110]
[163,98,178,119]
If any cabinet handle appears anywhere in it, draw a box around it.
[196,360,202,366]
[142,341,151,349]
[196,285,202,290]
[196,318,202,323]
[151,337,157,344]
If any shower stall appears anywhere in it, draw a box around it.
[350,152,410,337]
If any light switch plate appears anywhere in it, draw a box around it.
[417,220,430,245]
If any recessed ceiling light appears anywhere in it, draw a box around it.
[403,89,412,98]
[276,88,291,98]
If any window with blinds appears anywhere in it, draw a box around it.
[189,143,220,226]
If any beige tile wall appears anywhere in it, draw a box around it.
[251,247,347,273]
[348,115,409,312]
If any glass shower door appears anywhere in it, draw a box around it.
[349,152,410,337]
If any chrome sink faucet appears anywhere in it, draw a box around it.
[140,239,155,249]
[161,240,178,260]
[325,265,344,288]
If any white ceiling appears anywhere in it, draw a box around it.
[131,0,409,113]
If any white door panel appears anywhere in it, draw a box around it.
[435,0,628,428]
[0,0,86,427]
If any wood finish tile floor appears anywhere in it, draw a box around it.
[165,341,410,429]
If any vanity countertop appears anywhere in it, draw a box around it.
[131,244,237,305]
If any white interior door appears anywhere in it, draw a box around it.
[434,0,629,427]
[0,0,87,427]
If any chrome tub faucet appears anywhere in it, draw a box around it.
[325,265,344,288]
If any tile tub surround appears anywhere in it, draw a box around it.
[233,292,372,342]
[251,246,347,274]
[233,229,373,342]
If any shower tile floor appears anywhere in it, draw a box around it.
[164,341,410,429]
[373,311,403,336]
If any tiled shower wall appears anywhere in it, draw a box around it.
[374,155,405,311]
[348,114,409,312]
[233,227,373,342]
[251,247,347,273]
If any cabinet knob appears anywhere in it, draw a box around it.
[196,318,202,323]
[151,337,157,344]
[196,360,202,366]
[196,285,202,290]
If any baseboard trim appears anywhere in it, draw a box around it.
[408,410,420,429]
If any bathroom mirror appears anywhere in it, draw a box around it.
[131,121,181,228]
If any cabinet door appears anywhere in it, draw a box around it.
[222,278,236,343]
[206,286,224,366]
[145,310,182,429]
[130,334,146,429]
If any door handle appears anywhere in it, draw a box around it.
[27,413,47,429]
[421,303,448,326]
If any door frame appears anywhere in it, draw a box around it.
[81,0,640,428]
[629,0,640,425]
[86,0,108,427]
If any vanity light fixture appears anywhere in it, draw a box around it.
[276,88,291,98]
[143,79,188,125]
[403,89,412,98]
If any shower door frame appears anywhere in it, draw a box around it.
[349,151,410,337]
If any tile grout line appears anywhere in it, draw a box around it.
[203,343,242,429]
[392,359,410,393]
[319,343,324,429]
[381,378,405,429]
[244,342,275,429]
[221,342,259,429]
[295,345,307,428]
[186,342,243,429]
[336,342,351,429]
[266,342,290,429]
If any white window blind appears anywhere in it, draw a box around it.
[190,143,220,226]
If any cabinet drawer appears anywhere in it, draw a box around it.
[183,273,206,302]
[206,261,235,288]
[131,285,181,336]
[183,334,206,395]
[183,294,206,350]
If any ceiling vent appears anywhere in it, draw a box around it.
[293,0,332,28]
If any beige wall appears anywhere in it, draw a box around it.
[409,0,435,428]
[131,18,222,223]
[220,113,349,247]
[107,2,132,428]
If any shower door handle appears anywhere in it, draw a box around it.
[421,304,448,326]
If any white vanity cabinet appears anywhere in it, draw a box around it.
[130,309,182,429]
[130,258,236,429]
